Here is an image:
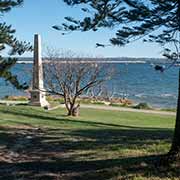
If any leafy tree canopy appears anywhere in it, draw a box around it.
[54,0,180,160]
[54,0,179,57]
[0,0,32,89]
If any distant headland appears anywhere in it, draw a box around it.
[16,57,169,64]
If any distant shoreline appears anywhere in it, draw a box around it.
[17,60,146,64]
[5,61,177,109]
[16,56,171,64]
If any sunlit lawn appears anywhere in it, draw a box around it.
[0,105,178,180]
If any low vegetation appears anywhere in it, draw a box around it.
[0,105,178,179]
[3,96,177,113]
[133,102,152,110]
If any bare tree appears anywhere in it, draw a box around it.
[43,50,114,116]
[87,83,116,102]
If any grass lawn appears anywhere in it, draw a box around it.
[0,105,179,180]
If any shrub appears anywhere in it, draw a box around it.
[134,102,152,110]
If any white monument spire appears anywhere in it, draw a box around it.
[29,34,49,107]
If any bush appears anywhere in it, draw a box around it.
[109,103,130,107]
[46,96,64,104]
[3,96,28,101]
[134,102,152,110]
[92,101,106,105]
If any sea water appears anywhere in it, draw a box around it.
[0,61,178,108]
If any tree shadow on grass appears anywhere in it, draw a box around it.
[0,124,178,180]
[0,153,179,180]
[0,156,150,178]
[0,107,175,130]
[0,107,178,179]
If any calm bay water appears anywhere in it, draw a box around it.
[112,63,179,108]
[0,61,179,108]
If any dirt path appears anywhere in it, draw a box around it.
[79,104,176,116]
[0,100,175,116]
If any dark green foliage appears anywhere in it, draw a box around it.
[0,0,23,13]
[0,58,28,89]
[56,0,179,50]
[0,0,32,90]
[57,0,180,159]
[134,102,152,110]
[0,22,32,56]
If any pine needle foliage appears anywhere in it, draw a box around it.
[0,0,32,90]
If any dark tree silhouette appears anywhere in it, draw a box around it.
[54,0,180,160]
[0,0,32,90]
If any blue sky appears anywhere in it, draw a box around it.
[3,0,163,58]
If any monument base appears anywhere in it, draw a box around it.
[29,89,49,107]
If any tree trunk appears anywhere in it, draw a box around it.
[168,69,180,158]
[67,104,80,116]
[67,108,74,116]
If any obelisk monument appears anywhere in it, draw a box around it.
[29,34,49,107]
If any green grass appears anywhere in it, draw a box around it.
[0,105,178,180]
[160,108,176,112]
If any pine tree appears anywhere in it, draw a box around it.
[0,0,32,90]
[54,0,180,161]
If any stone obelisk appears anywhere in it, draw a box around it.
[29,34,49,107]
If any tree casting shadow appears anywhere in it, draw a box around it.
[0,124,177,180]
